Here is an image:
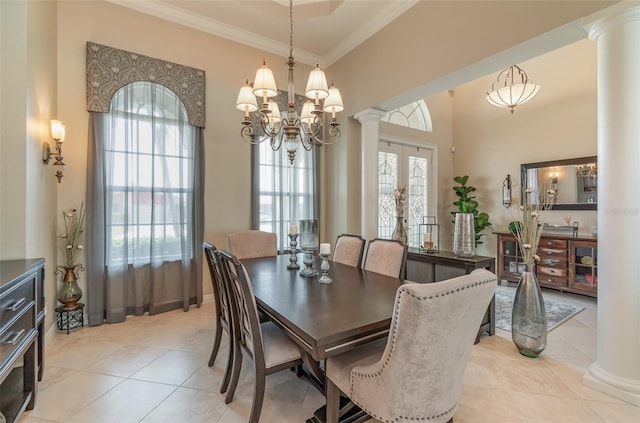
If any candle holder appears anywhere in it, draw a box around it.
[318,252,332,284]
[287,233,300,270]
[299,219,319,277]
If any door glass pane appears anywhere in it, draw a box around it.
[407,155,428,247]
[378,151,398,239]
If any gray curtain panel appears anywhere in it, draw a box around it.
[86,81,203,326]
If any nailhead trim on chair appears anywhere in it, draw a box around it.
[349,277,496,422]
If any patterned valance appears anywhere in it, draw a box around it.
[86,42,206,128]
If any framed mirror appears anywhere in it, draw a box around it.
[521,156,597,210]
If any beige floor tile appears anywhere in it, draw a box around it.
[588,400,640,422]
[28,371,123,421]
[511,392,606,422]
[86,344,168,378]
[67,379,176,423]
[130,349,206,385]
[456,385,526,423]
[140,387,228,423]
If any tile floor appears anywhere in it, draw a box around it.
[22,287,640,423]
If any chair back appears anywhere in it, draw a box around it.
[332,234,366,268]
[203,242,232,332]
[215,249,264,363]
[227,230,278,259]
[362,238,407,278]
[349,269,497,422]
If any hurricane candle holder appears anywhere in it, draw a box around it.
[299,219,319,277]
[318,243,332,284]
[287,233,300,270]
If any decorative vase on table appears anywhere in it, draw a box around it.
[392,216,408,245]
[453,212,475,257]
[56,264,84,311]
[511,263,547,358]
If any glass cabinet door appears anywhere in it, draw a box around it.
[569,240,597,296]
[500,235,524,281]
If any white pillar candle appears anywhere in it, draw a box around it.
[319,243,331,255]
[424,232,433,249]
[289,224,298,234]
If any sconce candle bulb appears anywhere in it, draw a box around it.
[43,119,67,183]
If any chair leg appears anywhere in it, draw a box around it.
[208,318,223,367]
[225,343,243,404]
[220,334,234,393]
[326,378,340,423]
[249,364,266,423]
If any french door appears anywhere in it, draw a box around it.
[378,141,435,248]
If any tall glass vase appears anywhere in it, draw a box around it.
[392,216,407,245]
[453,213,475,257]
[511,264,547,358]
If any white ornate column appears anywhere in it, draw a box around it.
[354,108,387,240]
[583,3,640,406]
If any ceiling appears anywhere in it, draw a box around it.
[107,0,419,67]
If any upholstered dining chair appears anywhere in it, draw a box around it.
[202,242,234,394]
[215,249,303,423]
[325,269,498,423]
[227,230,278,259]
[332,234,366,268]
[362,238,408,278]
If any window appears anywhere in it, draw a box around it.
[382,100,432,132]
[378,142,435,247]
[105,82,196,264]
[253,142,319,251]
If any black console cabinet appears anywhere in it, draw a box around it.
[0,259,44,422]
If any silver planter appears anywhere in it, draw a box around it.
[453,213,475,257]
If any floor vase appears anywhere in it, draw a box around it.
[56,264,84,311]
[511,265,547,357]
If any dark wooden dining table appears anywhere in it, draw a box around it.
[242,253,404,362]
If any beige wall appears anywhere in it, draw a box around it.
[0,0,59,330]
[451,39,598,257]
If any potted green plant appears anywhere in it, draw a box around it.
[451,175,492,247]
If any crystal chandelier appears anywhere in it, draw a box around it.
[236,0,343,164]
[486,65,540,114]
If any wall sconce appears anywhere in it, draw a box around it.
[503,174,512,208]
[43,120,66,183]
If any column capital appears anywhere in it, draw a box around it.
[585,2,640,41]
[354,108,387,123]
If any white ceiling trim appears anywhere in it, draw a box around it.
[106,0,418,67]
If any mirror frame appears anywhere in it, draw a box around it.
[521,156,597,211]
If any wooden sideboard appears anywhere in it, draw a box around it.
[494,231,598,297]
[0,258,44,422]
[406,248,496,342]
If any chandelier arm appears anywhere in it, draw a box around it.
[310,125,341,146]
[240,125,265,145]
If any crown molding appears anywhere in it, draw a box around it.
[106,0,417,67]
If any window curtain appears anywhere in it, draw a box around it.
[86,82,204,326]
[251,141,320,252]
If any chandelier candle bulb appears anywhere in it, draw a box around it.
[320,243,331,255]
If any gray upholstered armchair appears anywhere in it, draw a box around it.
[325,269,497,423]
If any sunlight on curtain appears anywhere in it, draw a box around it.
[87,81,203,325]
[253,142,318,251]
